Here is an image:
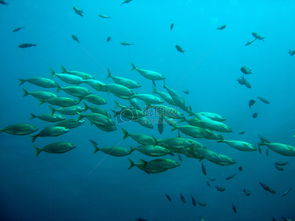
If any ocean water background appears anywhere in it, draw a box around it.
[0,0,295,220]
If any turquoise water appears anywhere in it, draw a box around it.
[0,0,295,220]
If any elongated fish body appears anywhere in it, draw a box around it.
[152,88,175,105]
[30,113,65,122]
[194,112,226,122]
[129,158,180,173]
[133,93,163,105]
[136,145,171,157]
[218,140,257,151]
[135,117,153,129]
[131,64,166,81]
[84,103,109,116]
[61,66,94,79]
[84,94,107,105]
[105,83,134,98]
[163,85,187,111]
[23,89,57,101]
[129,98,142,110]
[58,86,91,98]
[34,142,76,156]
[172,125,222,140]
[32,126,69,142]
[19,77,58,88]
[55,119,85,129]
[52,72,85,85]
[90,140,133,156]
[158,137,203,153]
[202,149,236,166]
[84,79,107,91]
[108,69,141,89]
[46,96,80,107]
[51,105,85,115]
[0,123,38,135]
[122,128,156,145]
[149,105,183,119]
[187,116,231,132]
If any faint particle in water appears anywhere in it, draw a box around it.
[0,123,38,135]
[106,36,112,42]
[238,166,243,171]
[73,6,84,16]
[265,148,269,156]
[177,153,183,162]
[164,193,172,202]
[199,217,206,221]
[175,45,185,54]
[215,186,226,192]
[121,0,133,6]
[259,182,276,194]
[12,26,25,32]
[257,144,262,154]
[252,112,258,118]
[18,43,37,48]
[201,162,207,176]
[0,0,8,5]
[257,96,270,104]
[225,173,237,180]
[238,131,246,135]
[120,42,134,46]
[245,39,256,46]
[71,35,80,43]
[289,49,295,56]
[191,196,197,207]
[170,23,174,31]
[232,204,237,214]
[206,181,211,187]
[281,187,292,197]
[248,99,256,108]
[98,14,111,19]
[179,193,186,204]
[217,25,226,30]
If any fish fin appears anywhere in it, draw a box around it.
[112,110,118,117]
[50,68,56,78]
[128,158,135,169]
[89,139,100,153]
[60,65,67,73]
[258,135,270,146]
[130,63,137,71]
[34,146,42,156]
[121,128,129,139]
[49,106,56,115]
[22,88,29,97]
[152,135,158,144]
[83,102,89,111]
[18,79,26,86]
[152,80,156,87]
[30,113,37,119]
[107,68,112,79]
[217,139,224,143]
[31,134,38,143]
[171,125,177,131]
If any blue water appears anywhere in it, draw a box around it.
[0,0,295,220]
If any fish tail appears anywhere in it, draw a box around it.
[89,139,100,153]
[31,134,38,143]
[83,102,89,111]
[61,65,67,73]
[49,106,56,115]
[56,84,61,92]
[18,79,26,86]
[34,146,42,156]
[30,113,37,119]
[258,135,270,146]
[130,63,137,71]
[217,139,224,143]
[22,88,29,97]
[50,68,56,77]
[77,113,84,121]
[128,158,135,169]
[121,128,129,139]
[171,124,177,131]
[107,68,112,79]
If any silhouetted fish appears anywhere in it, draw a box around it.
[275,164,284,171]
[238,131,246,135]
[259,182,276,194]
[226,173,237,180]
[197,201,207,207]
[12,26,24,32]
[180,194,186,204]
[206,181,211,187]
[177,154,183,162]
[158,115,164,134]
[191,196,197,207]
[245,39,256,46]
[136,218,147,221]
[257,96,270,104]
[121,0,133,6]
[281,188,292,197]
[170,23,174,31]
[165,193,172,202]
[272,217,277,221]
[265,148,269,156]
[243,188,251,196]
[18,43,37,48]
[257,145,262,154]
[238,166,243,171]
[106,36,112,42]
[73,7,84,16]
[175,45,185,54]
[183,89,190,94]
[275,161,288,166]
[252,112,258,118]
[215,186,226,192]
[71,35,80,43]
[201,163,207,176]
[249,99,256,108]
[217,25,226,30]
[232,204,237,214]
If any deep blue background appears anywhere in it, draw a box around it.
[0,0,295,220]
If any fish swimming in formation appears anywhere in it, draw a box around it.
[237,76,252,88]
[120,42,134,46]
[71,35,80,43]
[245,39,256,46]
[225,173,237,180]
[19,77,59,88]
[32,126,69,142]
[18,43,37,48]
[73,7,84,16]
[259,136,295,156]
[107,69,141,89]
[191,196,197,207]
[215,186,226,192]
[252,32,265,41]
[30,113,65,123]
[0,123,38,135]
[218,139,256,151]
[90,140,134,157]
[12,26,25,32]
[34,142,76,156]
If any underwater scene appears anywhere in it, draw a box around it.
[0,0,295,221]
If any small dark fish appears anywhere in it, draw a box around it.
[175,45,185,54]
[183,89,190,94]
[158,116,164,134]
[249,99,256,108]
[252,112,258,118]
[232,204,237,214]
[177,154,183,162]
[121,0,133,6]
[243,188,251,196]
[252,32,265,40]
[106,36,112,42]
[238,166,243,171]
[275,161,288,166]
[71,35,80,43]
[237,76,252,88]
[281,187,292,197]
[257,96,270,104]
[165,193,172,202]
[238,131,246,135]
[136,218,147,221]
[120,42,134,46]
[241,66,252,75]
[197,201,207,207]
[265,148,269,156]
[73,7,84,17]
[245,39,256,46]
[18,43,37,48]
[12,26,25,32]
[289,49,295,56]
[191,196,197,207]
[215,186,226,192]
[226,173,237,181]
[217,25,226,30]
[275,164,284,171]
[170,23,174,31]
[180,194,186,204]
[206,181,211,187]
[201,163,207,176]
[259,182,276,194]
[0,0,8,5]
